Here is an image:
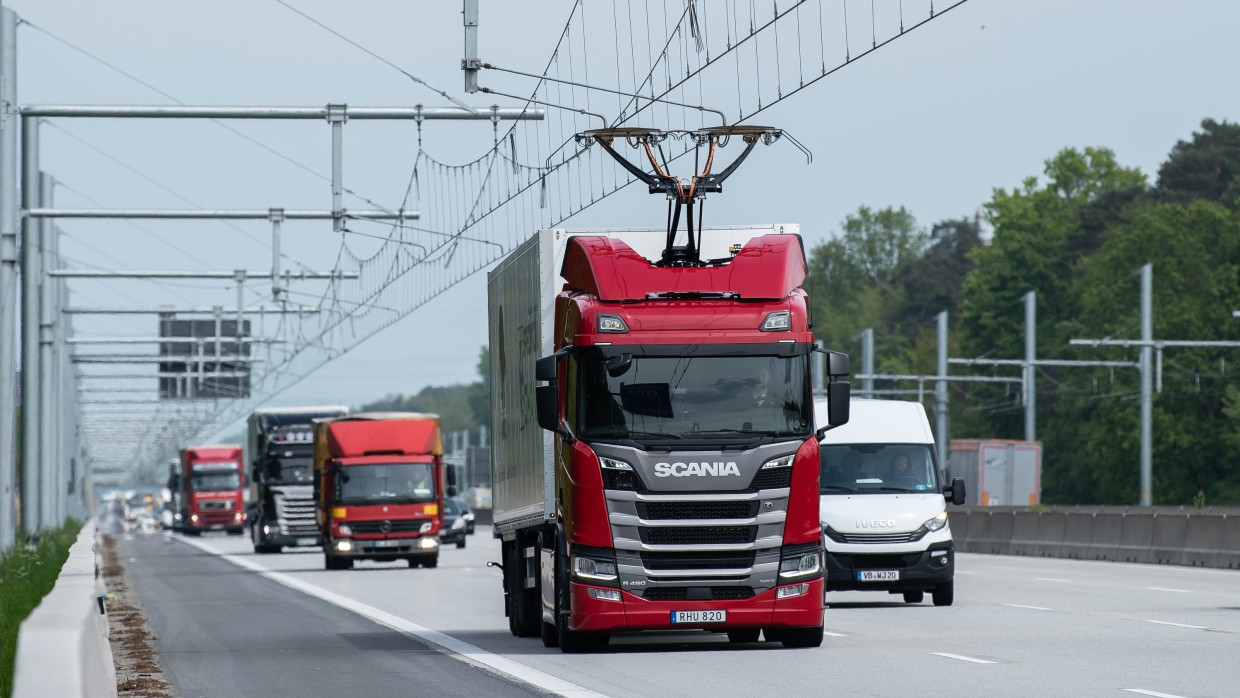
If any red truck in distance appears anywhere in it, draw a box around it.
[313,413,445,570]
[177,445,246,535]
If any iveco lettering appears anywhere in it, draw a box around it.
[488,124,853,653]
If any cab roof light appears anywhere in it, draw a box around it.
[598,313,630,334]
[761,310,791,332]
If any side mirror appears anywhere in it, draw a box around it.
[536,384,558,432]
[535,355,558,382]
[946,477,966,506]
[827,351,850,378]
[447,485,458,497]
[814,381,850,439]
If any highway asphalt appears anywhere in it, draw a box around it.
[119,527,1240,698]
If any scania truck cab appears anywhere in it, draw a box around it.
[814,398,965,605]
[178,445,246,535]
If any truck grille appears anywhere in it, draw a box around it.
[640,550,756,570]
[348,519,428,534]
[274,492,319,536]
[827,530,925,544]
[749,468,792,489]
[636,501,758,520]
[834,552,923,569]
[639,525,757,546]
[199,500,232,511]
[643,587,755,601]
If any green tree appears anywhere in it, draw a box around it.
[1156,118,1240,206]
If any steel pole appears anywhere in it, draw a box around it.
[329,104,345,232]
[935,311,949,472]
[1025,291,1036,442]
[38,173,56,527]
[1139,264,1153,506]
[0,6,18,548]
[861,328,874,398]
[463,0,480,93]
[19,115,39,532]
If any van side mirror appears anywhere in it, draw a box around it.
[815,381,850,439]
[946,477,966,506]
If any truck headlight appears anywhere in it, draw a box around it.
[573,554,618,582]
[420,521,433,533]
[761,454,794,470]
[922,511,948,533]
[779,551,821,579]
[419,537,439,549]
[337,524,352,536]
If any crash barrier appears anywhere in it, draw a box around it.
[949,506,1240,569]
[12,521,116,698]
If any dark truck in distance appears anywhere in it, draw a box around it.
[248,406,349,553]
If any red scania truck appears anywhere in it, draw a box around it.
[489,223,851,652]
[177,445,246,535]
[313,412,445,570]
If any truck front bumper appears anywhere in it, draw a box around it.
[567,578,824,633]
[824,541,953,592]
[328,536,439,559]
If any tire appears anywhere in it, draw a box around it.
[903,590,924,604]
[422,554,439,569]
[456,537,467,549]
[932,580,954,607]
[505,536,541,638]
[780,624,824,649]
[325,554,353,570]
[254,544,280,554]
[727,628,761,644]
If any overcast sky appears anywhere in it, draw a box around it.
[6,0,1240,442]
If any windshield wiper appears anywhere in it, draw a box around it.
[822,485,859,493]
[622,430,684,440]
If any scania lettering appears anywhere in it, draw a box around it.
[815,398,966,606]
[652,462,741,478]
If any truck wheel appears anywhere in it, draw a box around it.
[932,580,954,607]
[903,590,924,604]
[555,542,608,653]
[779,624,824,649]
[456,537,467,549]
[423,554,439,569]
[325,554,352,570]
[727,629,761,644]
[254,544,278,554]
[504,538,542,638]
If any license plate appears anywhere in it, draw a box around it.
[296,538,318,546]
[857,570,899,581]
[373,539,401,548]
[670,610,726,624]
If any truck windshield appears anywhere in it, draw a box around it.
[576,347,812,442]
[820,444,938,494]
[335,463,436,505]
[190,471,241,492]
[264,456,312,485]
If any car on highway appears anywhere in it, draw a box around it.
[449,496,476,535]
[439,497,468,548]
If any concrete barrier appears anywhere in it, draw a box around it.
[950,507,1240,571]
[1009,512,1041,556]
[1060,512,1094,559]
[1149,514,1189,566]
[1088,513,1124,561]
[1033,512,1067,558]
[1181,515,1225,568]
[12,521,115,698]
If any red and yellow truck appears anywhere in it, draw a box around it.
[313,412,445,570]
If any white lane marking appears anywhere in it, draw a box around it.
[1122,689,1191,698]
[1143,620,1206,630]
[1035,577,1071,583]
[931,652,994,664]
[1144,587,1190,593]
[177,536,607,698]
[823,630,847,637]
[955,570,976,575]
[1002,603,1051,611]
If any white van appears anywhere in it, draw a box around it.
[814,398,965,606]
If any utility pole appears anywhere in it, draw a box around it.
[860,328,874,399]
[935,312,949,471]
[0,6,18,548]
[1024,291,1036,442]
[18,117,39,533]
[462,0,480,93]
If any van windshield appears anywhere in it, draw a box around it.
[820,444,938,494]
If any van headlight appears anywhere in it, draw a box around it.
[922,512,948,533]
